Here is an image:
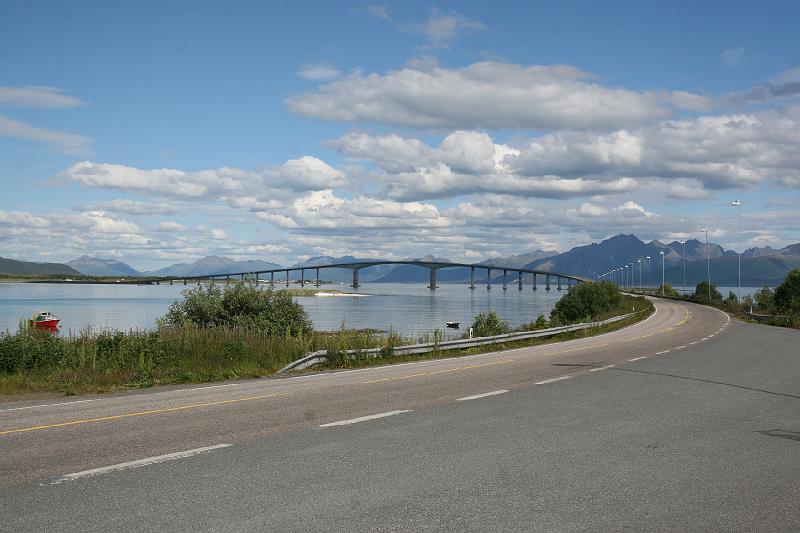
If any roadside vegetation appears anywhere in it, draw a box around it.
[1,280,653,396]
[634,268,800,328]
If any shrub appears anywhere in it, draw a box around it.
[774,269,800,317]
[691,281,722,303]
[550,281,621,324]
[471,310,509,337]
[753,286,775,312]
[162,281,313,336]
[656,283,680,297]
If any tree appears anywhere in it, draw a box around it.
[774,269,800,317]
[691,281,722,303]
[471,310,509,337]
[657,283,680,297]
[550,281,622,323]
[162,281,313,336]
[753,286,775,313]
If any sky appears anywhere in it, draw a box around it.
[1,0,799,270]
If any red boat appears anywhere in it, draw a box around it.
[30,311,60,331]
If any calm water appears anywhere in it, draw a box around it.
[1,282,567,339]
[0,282,767,339]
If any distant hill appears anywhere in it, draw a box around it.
[372,256,459,283]
[144,256,283,277]
[0,256,81,276]
[520,234,800,286]
[291,256,395,283]
[68,256,141,277]
[478,250,557,269]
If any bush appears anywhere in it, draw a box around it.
[774,269,800,317]
[471,310,509,337]
[656,283,680,297]
[550,281,622,324]
[162,281,313,336]
[691,281,722,303]
[753,286,775,313]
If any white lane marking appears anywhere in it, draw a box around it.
[46,444,231,485]
[689,341,698,345]
[173,383,238,393]
[709,333,716,338]
[456,390,509,402]
[655,350,670,355]
[675,345,687,349]
[320,410,412,428]
[535,376,572,385]
[702,337,709,341]
[628,356,647,361]
[0,399,100,413]
[589,364,615,372]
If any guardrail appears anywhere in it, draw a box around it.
[277,311,643,373]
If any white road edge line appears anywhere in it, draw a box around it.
[0,399,102,413]
[456,390,509,402]
[675,345,687,349]
[173,383,238,393]
[655,350,670,355]
[628,356,647,361]
[320,410,412,428]
[46,444,231,485]
[689,341,698,345]
[535,376,571,385]
[589,365,615,372]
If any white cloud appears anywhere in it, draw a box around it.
[0,86,85,108]
[297,63,342,81]
[285,61,669,130]
[578,202,609,216]
[61,157,346,200]
[362,4,390,21]
[408,9,486,49]
[209,228,227,240]
[613,201,656,218]
[724,68,800,105]
[0,115,91,155]
[721,48,746,67]
[155,221,188,232]
[83,199,180,216]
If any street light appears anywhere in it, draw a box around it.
[659,250,665,295]
[701,227,711,300]
[731,200,743,302]
[637,259,642,293]
[679,239,686,296]
[646,256,651,289]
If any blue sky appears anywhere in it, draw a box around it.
[1,1,799,269]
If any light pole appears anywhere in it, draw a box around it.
[731,200,743,302]
[646,256,651,289]
[637,259,642,292]
[680,239,686,296]
[702,227,711,300]
[660,250,665,295]
[625,265,629,290]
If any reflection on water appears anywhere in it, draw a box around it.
[0,282,765,338]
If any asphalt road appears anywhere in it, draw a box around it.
[2,298,798,531]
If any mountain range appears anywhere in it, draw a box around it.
[2,235,799,286]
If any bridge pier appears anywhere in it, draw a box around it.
[546,274,551,291]
[470,266,475,290]
[352,268,360,289]
[428,268,438,289]
[487,268,492,290]
[270,272,274,287]
[300,269,305,287]
[315,268,320,287]
[518,273,523,291]
[183,279,187,285]
[557,276,562,291]
[533,273,537,291]
[285,270,289,287]
[502,270,507,291]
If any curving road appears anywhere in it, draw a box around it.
[2,298,799,531]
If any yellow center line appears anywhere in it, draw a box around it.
[0,392,287,437]
[544,343,608,356]
[362,360,514,384]
[623,333,656,342]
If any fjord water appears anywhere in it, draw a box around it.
[0,282,565,338]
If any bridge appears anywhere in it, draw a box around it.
[148,260,589,291]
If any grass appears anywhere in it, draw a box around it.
[0,295,653,397]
